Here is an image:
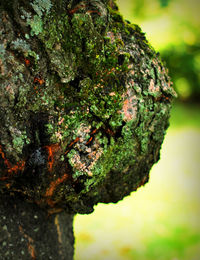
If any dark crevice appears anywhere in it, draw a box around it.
[29,112,52,147]
[118,54,125,66]
[25,146,46,170]
[68,76,82,90]
[88,109,126,143]
[114,121,126,138]
[153,65,158,85]
[73,176,87,193]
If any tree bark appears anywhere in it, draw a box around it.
[0,194,74,260]
[0,0,176,259]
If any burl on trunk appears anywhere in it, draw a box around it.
[0,0,176,259]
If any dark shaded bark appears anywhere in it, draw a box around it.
[0,0,176,258]
[0,194,74,260]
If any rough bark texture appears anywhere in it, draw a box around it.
[0,194,74,260]
[0,0,176,259]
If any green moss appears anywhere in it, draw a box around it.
[0,44,5,60]
[29,15,43,36]
[108,6,124,23]
[0,0,175,213]
[86,127,136,190]
[12,134,28,155]
[27,50,39,61]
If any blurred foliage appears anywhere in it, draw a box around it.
[170,102,200,128]
[117,0,200,102]
[159,0,170,8]
[161,43,200,102]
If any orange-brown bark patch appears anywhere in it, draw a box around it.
[19,225,36,260]
[44,143,60,172]
[45,173,68,197]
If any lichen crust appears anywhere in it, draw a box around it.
[0,0,176,213]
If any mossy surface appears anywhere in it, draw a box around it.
[0,0,176,214]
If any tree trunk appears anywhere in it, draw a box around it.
[0,0,176,259]
[0,194,74,260]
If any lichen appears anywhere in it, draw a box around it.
[0,0,176,214]
[31,0,52,17]
[29,15,43,36]
[11,39,30,52]
[0,44,5,60]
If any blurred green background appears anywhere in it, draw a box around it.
[74,0,200,259]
